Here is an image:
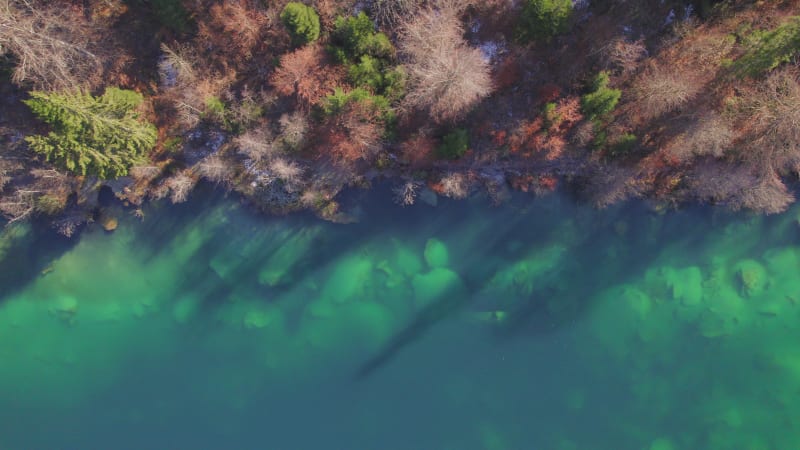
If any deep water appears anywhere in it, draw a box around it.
[2,187,800,450]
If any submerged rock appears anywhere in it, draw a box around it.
[100,216,118,232]
[733,259,768,298]
[424,238,449,268]
[649,438,675,450]
[411,267,466,308]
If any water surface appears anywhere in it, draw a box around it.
[1,187,799,449]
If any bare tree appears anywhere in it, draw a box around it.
[269,157,304,190]
[371,0,425,25]
[742,68,800,174]
[393,180,420,205]
[635,63,701,119]
[439,172,469,198]
[602,37,647,75]
[279,111,309,151]
[399,7,492,123]
[196,154,235,186]
[0,0,102,90]
[236,126,277,164]
[688,160,793,214]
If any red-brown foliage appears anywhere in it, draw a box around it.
[319,102,383,163]
[494,56,521,91]
[399,133,436,166]
[197,2,270,62]
[271,45,344,107]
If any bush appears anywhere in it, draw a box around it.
[281,2,320,46]
[731,16,800,78]
[330,12,393,63]
[322,87,391,119]
[23,88,157,179]
[516,0,572,43]
[437,129,469,160]
[347,55,406,100]
[542,102,562,129]
[609,133,637,156]
[581,72,621,121]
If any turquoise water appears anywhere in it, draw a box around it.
[2,186,800,449]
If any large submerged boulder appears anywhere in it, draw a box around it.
[424,238,449,268]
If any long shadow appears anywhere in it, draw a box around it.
[355,197,728,379]
[0,219,79,303]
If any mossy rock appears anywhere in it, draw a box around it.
[243,307,285,330]
[424,238,449,268]
[411,267,466,309]
[100,216,118,232]
[648,438,676,450]
[666,266,703,306]
[733,259,768,298]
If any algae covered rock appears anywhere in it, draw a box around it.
[424,238,449,268]
[50,296,79,322]
[733,259,768,298]
[648,438,675,450]
[243,307,285,330]
[667,266,703,306]
[100,216,118,232]
[411,267,466,308]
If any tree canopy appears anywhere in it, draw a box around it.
[24,88,157,179]
[280,2,321,46]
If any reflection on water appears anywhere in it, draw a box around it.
[1,187,799,449]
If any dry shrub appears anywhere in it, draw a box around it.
[438,172,470,199]
[494,55,522,91]
[279,111,309,150]
[320,102,383,163]
[602,37,647,75]
[236,126,277,163]
[198,2,270,61]
[741,68,800,174]
[392,180,420,205]
[269,157,304,189]
[399,6,492,123]
[196,154,236,186]
[155,171,196,204]
[399,131,436,166]
[635,63,702,119]
[688,161,793,214]
[271,45,343,107]
[666,112,734,162]
[0,0,105,90]
[571,120,595,147]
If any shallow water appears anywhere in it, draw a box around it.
[2,187,800,450]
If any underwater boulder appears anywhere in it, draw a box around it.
[172,296,200,324]
[667,266,703,306]
[243,307,285,330]
[411,267,466,309]
[49,296,79,322]
[648,438,675,450]
[424,238,449,268]
[733,259,768,298]
[319,254,373,303]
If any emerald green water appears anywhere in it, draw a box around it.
[2,187,800,449]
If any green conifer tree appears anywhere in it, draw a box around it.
[280,2,321,46]
[23,88,157,179]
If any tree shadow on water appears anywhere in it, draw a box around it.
[0,220,79,303]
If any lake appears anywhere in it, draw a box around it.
[1,186,798,450]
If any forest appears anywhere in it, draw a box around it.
[1,0,799,233]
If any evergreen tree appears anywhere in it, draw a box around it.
[23,88,157,179]
[516,0,573,43]
[280,2,321,46]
